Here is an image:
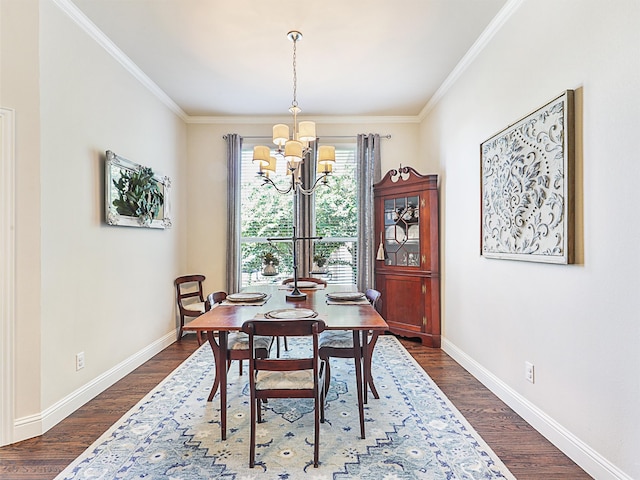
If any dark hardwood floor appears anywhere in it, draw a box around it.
[0,334,592,479]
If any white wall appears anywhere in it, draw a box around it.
[1,0,188,442]
[1,0,43,425]
[185,118,419,292]
[419,1,639,479]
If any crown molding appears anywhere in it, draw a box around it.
[418,0,525,120]
[185,114,420,125]
[56,0,523,127]
[52,0,188,121]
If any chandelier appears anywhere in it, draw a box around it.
[252,31,336,195]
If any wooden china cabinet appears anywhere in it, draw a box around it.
[374,166,440,347]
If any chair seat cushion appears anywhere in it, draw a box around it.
[183,301,206,315]
[256,370,315,390]
[319,330,353,349]
[228,332,272,351]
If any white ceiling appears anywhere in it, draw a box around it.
[70,0,508,118]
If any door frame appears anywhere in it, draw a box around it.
[0,107,16,446]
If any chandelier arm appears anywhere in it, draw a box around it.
[260,174,294,195]
[297,173,330,196]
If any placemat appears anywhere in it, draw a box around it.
[220,294,271,306]
[326,297,371,305]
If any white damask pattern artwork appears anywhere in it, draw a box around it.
[481,90,574,264]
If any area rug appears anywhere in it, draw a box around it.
[55,335,517,479]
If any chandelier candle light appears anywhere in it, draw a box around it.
[252,31,336,195]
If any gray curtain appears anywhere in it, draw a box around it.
[295,143,318,277]
[225,134,243,293]
[356,134,381,291]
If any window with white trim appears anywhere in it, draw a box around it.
[239,141,357,286]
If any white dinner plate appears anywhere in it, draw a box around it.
[326,292,366,301]
[226,292,267,302]
[265,308,318,319]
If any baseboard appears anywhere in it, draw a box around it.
[12,330,178,444]
[441,338,632,480]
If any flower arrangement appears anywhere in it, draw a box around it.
[263,252,279,266]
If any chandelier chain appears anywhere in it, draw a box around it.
[291,37,298,108]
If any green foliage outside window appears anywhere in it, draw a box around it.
[240,144,358,285]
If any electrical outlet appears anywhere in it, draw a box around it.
[525,361,534,383]
[76,352,85,371]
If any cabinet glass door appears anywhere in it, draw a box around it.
[383,195,420,266]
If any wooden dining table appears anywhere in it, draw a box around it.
[182,283,389,440]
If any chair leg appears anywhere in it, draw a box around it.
[196,331,203,346]
[249,398,257,468]
[353,332,366,440]
[178,314,185,340]
[322,359,331,396]
[319,361,326,424]
[314,393,320,467]
[283,336,289,351]
[238,359,243,375]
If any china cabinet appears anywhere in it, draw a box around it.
[374,166,440,347]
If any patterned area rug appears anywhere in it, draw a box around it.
[55,335,516,479]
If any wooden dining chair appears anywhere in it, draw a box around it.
[198,291,226,347]
[174,274,207,342]
[205,290,227,310]
[318,288,383,439]
[242,318,327,468]
[203,290,274,402]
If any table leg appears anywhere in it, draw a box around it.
[365,330,380,400]
[352,330,365,439]
[218,331,228,440]
[206,331,221,402]
[361,330,369,404]
[205,330,228,440]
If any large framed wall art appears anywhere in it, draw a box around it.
[105,150,172,229]
[480,90,574,264]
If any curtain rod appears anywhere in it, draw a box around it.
[227,134,392,140]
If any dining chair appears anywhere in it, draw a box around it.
[281,277,328,286]
[242,318,327,468]
[205,290,266,377]
[174,274,207,342]
[198,291,226,347]
[205,290,227,310]
[203,293,274,403]
[318,288,383,439]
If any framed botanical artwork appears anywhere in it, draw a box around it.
[105,150,172,229]
[480,90,574,264]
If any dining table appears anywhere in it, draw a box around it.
[182,283,389,440]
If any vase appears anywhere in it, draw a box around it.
[263,262,277,276]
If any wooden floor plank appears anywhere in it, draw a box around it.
[0,334,592,479]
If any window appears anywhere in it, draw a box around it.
[239,141,357,286]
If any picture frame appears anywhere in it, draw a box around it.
[480,90,574,264]
[105,150,172,229]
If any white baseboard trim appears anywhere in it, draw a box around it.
[442,338,632,480]
[13,331,178,444]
